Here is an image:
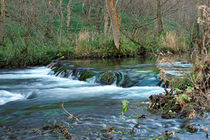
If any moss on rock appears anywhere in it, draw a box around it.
[79,71,95,81]
[100,71,115,85]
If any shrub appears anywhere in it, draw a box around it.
[159,31,188,53]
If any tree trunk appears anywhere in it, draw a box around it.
[115,0,122,26]
[202,1,210,62]
[118,0,122,26]
[87,5,92,25]
[67,0,72,27]
[156,0,163,34]
[107,0,121,49]
[31,0,36,27]
[0,0,5,45]
[59,0,63,46]
[104,0,109,36]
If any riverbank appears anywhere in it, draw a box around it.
[0,39,140,68]
[0,36,189,69]
[148,59,210,119]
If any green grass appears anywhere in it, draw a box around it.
[0,45,72,68]
[0,35,140,68]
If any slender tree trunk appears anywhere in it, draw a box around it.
[59,0,63,46]
[156,0,163,34]
[107,0,121,49]
[31,0,36,27]
[115,0,122,26]
[205,0,209,42]
[104,0,109,36]
[0,0,5,45]
[206,0,209,6]
[95,6,102,35]
[117,0,122,26]
[87,5,92,25]
[40,0,45,14]
[202,0,210,62]
[67,0,72,27]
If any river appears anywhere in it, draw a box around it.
[0,58,209,139]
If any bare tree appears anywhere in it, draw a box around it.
[67,0,72,27]
[104,0,109,36]
[155,0,163,34]
[59,0,63,45]
[31,0,37,27]
[0,0,5,45]
[107,0,121,49]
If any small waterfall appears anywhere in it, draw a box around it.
[49,61,161,88]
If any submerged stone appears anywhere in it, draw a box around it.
[185,124,197,133]
[27,91,38,99]
[120,75,137,88]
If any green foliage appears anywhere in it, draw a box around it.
[186,87,194,93]
[174,88,183,94]
[0,45,73,68]
[120,39,139,56]
[170,77,193,91]
[121,100,130,115]
[175,94,191,104]
[153,68,161,74]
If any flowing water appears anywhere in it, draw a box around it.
[0,58,209,140]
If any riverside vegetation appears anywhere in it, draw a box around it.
[147,3,209,120]
[0,0,195,68]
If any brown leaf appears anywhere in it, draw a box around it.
[204,126,209,131]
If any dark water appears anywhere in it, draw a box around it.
[0,58,209,140]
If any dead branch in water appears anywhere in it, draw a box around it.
[61,102,80,122]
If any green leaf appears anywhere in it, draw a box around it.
[186,87,194,93]
[175,88,183,93]
[175,94,191,104]
[121,100,130,115]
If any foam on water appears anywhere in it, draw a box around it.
[41,85,164,101]
[0,66,165,104]
[0,90,25,105]
[0,67,52,79]
[159,62,192,68]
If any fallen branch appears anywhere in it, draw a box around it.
[61,102,80,122]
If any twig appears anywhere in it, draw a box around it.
[61,102,80,122]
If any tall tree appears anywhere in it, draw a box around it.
[104,0,109,36]
[115,0,122,26]
[155,0,163,34]
[107,0,121,49]
[31,0,36,27]
[66,0,72,27]
[203,0,209,61]
[0,0,5,45]
[59,0,63,45]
